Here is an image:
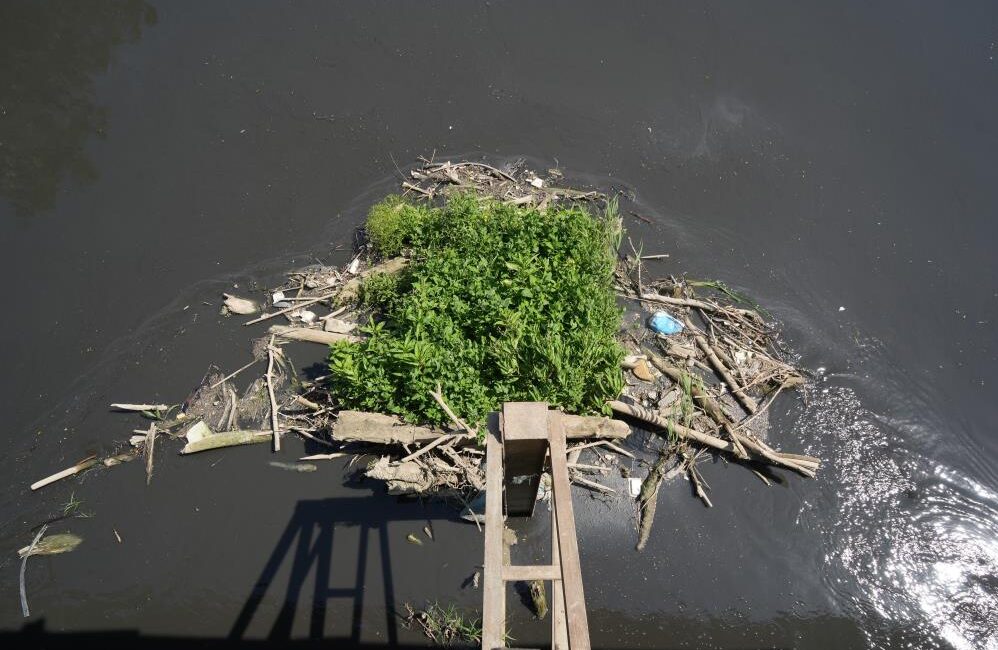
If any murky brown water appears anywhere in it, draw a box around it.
[2,2,997,648]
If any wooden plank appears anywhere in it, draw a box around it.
[482,415,506,650]
[502,402,549,440]
[331,410,628,445]
[547,410,591,650]
[502,564,561,582]
[502,402,549,516]
[551,499,568,650]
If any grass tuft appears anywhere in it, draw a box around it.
[407,601,482,646]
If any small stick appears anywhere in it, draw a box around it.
[209,358,260,389]
[732,382,787,432]
[318,305,349,321]
[216,390,233,430]
[447,161,517,182]
[292,395,322,411]
[300,453,348,461]
[30,455,98,491]
[20,524,48,617]
[401,181,434,197]
[266,336,281,451]
[289,427,336,449]
[567,462,609,473]
[243,290,340,326]
[683,451,713,508]
[145,423,156,486]
[640,254,670,260]
[566,440,608,454]
[598,441,636,459]
[689,468,713,507]
[430,383,476,436]
[397,434,464,463]
[684,317,758,415]
[571,475,615,494]
[110,403,170,412]
[226,386,239,430]
[637,292,718,311]
[456,491,483,533]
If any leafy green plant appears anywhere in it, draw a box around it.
[364,194,434,257]
[359,271,404,310]
[328,194,625,433]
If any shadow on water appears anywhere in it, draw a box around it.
[0,0,157,216]
[228,496,414,645]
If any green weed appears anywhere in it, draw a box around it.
[329,194,625,434]
[62,492,84,516]
[408,601,482,646]
[688,278,770,317]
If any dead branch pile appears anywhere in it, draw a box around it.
[401,156,603,209]
[610,254,821,546]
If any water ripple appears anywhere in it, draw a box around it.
[795,382,998,650]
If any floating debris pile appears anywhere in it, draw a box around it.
[23,156,821,595]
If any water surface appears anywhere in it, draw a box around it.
[1,2,996,648]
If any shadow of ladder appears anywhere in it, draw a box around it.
[228,501,397,645]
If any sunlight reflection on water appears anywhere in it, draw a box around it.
[798,382,998,650]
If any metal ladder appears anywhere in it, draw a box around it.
[481,402,591,650]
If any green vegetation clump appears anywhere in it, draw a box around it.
[327,194,624,430]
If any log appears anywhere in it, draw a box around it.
[330,410,630,445]
[180,430,272,454]
[268,325,358,346]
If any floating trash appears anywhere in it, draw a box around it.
[649,310,684,335]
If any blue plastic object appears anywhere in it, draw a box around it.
[649,310,684,335]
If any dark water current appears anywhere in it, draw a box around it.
[1,2,996,648]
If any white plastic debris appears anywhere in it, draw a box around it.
[272,291,286,305]
[529,177,544,189]
[298,309,317,323]
[628,477,643,498]
[184,421,212,445]
[347,258,360,275]
[222,293,258,315]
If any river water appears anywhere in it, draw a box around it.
[1,2,996,648]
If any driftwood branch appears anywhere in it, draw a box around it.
[30,455,98,491]
[683,317,759,415]
[645,354,750,460]
[243,290,341,326]
[266,336,281,452]
[608,400,818,477]
[144,423,156,486]
[180,429,272,454]
[637,453,671,551]
[430,383,476,436]
[268,325,358,346]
